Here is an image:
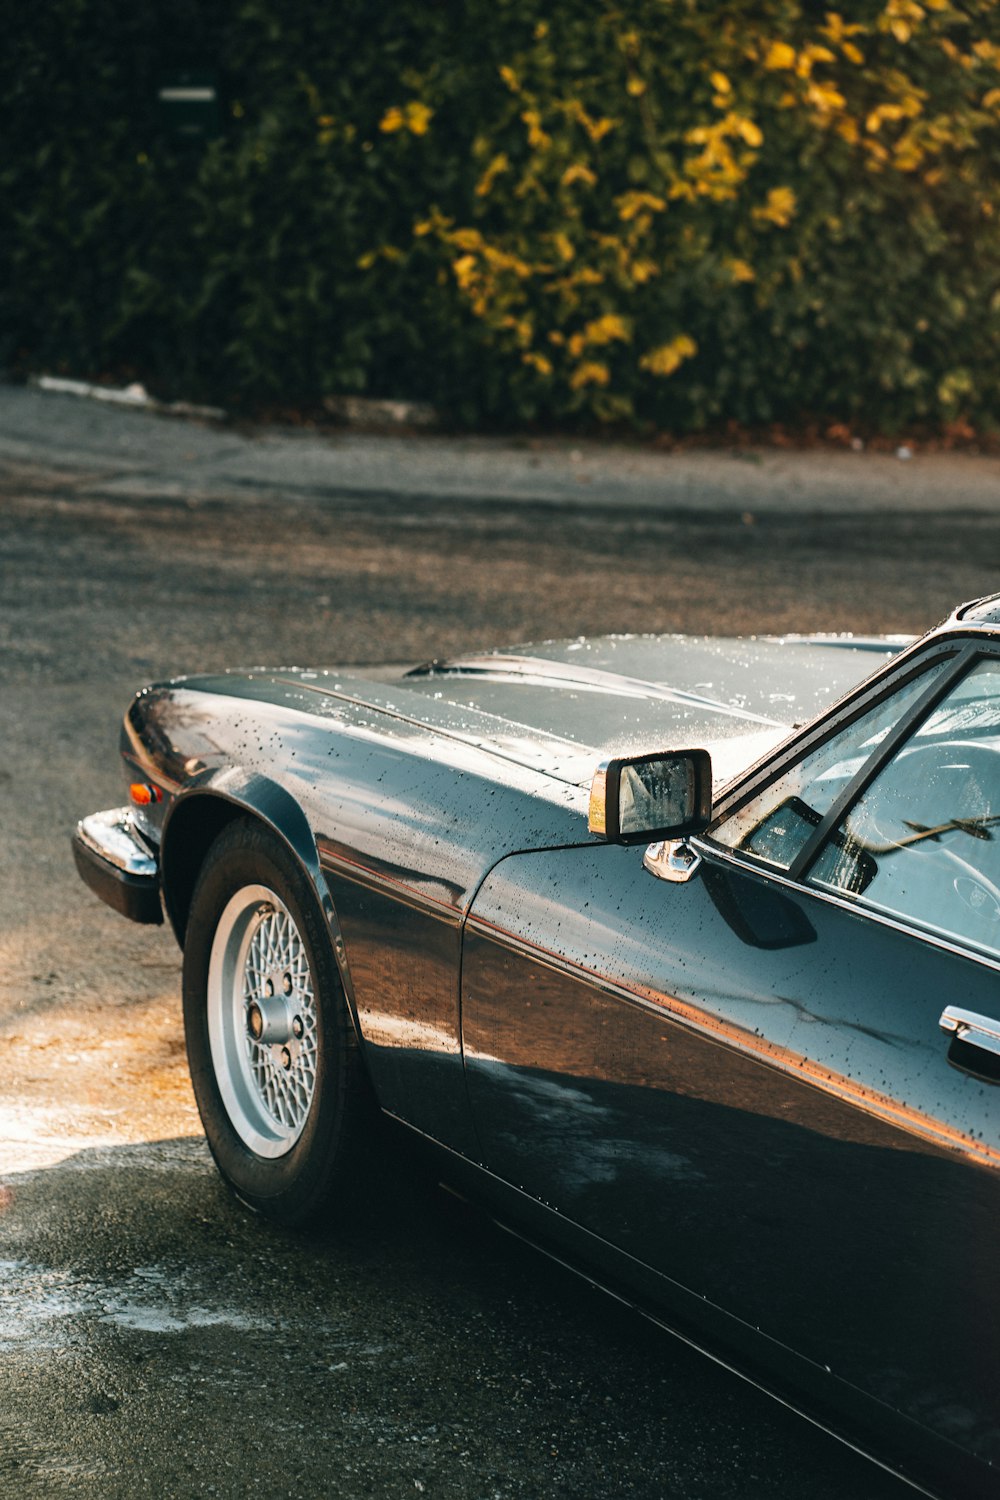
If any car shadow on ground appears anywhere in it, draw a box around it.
[0,1131,912,1500]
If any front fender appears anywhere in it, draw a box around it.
[160,771,361,1041]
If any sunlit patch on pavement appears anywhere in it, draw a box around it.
[0,1105,207,1177]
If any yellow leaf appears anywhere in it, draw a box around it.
[521,108,551,150]
[937,368,974,407]
[753,186,797,227]
[639,336,697,377]
[736,118,764,147]
[893,138,925,170]
[631,258,659,284]
[561,163,597,188]
[807,82,846,111]
[616,190,667,221]
[405,101,433,136]
[578,111,617,143]
[802,44,836,65]
[582,314,631,346]
[522,351,553,375]
[570,361,611,389]
[499,65,519,92]
[475,153,510,198]
[727,258,756,283]
[451,228,483,251]
[379,101,433,136]
[821,12,867,42]
[764,41,797,70]
[710,71,731,95]
[452,255,478,288]
[552,232,575,263]
[866,103,906,132]
[627,77,647,97]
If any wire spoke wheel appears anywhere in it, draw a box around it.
[207,883,319,1157]
[184,819,370,1225]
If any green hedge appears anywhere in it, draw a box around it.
[3,0,1000,432]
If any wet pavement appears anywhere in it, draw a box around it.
[0,1133,916,1500]
[3,385,998,1497]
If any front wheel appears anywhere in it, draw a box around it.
[182,818,369,1226]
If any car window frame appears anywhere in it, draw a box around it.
[787,642,978,884]
[696,634,1000,970]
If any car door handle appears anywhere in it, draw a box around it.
[939,1006,1000,1059]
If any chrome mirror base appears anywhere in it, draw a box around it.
[643,838,703,884]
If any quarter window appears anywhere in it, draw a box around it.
[810,658,1000,958]
[711,661,948,870]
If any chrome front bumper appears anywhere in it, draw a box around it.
[72,807,163,925]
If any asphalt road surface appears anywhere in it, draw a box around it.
[3,393,1000,1499]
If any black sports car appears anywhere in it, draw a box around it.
[74,596,1000,1499]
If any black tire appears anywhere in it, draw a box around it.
[182,817,370,1227]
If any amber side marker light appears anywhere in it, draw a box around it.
[129,783,162,806]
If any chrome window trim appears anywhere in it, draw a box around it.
[700,634,1000,971]
[694,838,1000,978]
[709,636,972,826]
[789,643,977,883]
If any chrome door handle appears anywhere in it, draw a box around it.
[939,1006,1000,1059]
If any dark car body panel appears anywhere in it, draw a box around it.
[81,622,1000,1496]
[463,842,1000,1475]
[120,636,895,1150]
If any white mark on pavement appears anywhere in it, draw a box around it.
[0,1259,268,1350]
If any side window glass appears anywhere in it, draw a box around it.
[810,658,1000,958]
[710,660,948,870]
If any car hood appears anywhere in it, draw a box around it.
[178,632,909,793]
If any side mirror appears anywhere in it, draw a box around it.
[588,749,713,845]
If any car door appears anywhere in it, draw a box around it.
[461,638,1000,1484]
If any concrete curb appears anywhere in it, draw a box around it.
[3,380,1000,516]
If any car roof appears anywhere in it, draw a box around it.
[953,592,1000,627]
